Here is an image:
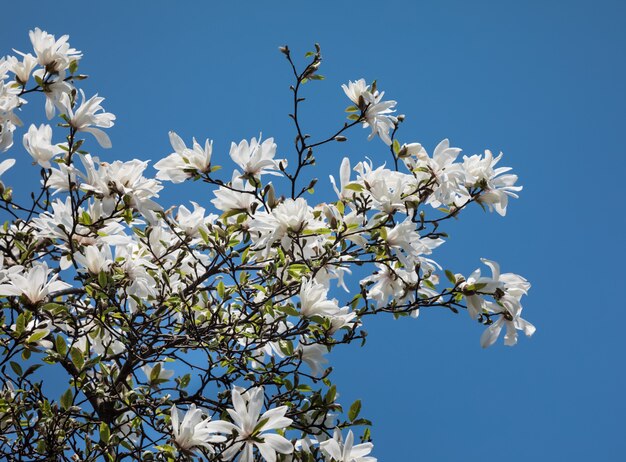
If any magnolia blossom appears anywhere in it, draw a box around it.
[353,160,414,214]
[421,139,467,208]
[229,136,284,177]
[320,430,376,462]
[329,157,355,201]
[28,27,81,72]
[155,131,213,183]
[10,319,53,350]
[170,404,228,454]
[79,154,162,217]
[74,244,113,274]
[0,262,71,303]
[141,362,174,384]
[23,124,63,168]
[175,202,216,238]
[39,72,73,120]
[0,119,15,153]
[457,259,534,347]
[59,91,115,148]
[7,53,38,84]
[463,150,522,216]
[297,342,329,376]
[342,79,397,145]
[47,162,77,193]
[248,197,323,256]
[385,218,443,268]
[221,387,293,462]
[0,158,16,185]
[211,170,259,213]
[299,278,343,318]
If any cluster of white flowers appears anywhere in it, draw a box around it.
[0,30,534,462]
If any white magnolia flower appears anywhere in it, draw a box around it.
[35,70,73,120]
[342,79,397,145]
[0,119,16,153]
[0,262,71,303]
[175,202,216,238]
[211,170,259,213]
[74,244,113,274]
[320,430,376,462]
[79,154,162,217]
[297,342,329,376]
[23,124,63,168]
[401,142,428,171]
[385,218,443,268]
[299,278,342,318]
[463,150,522,216]
[362,263,438,317]
[480,300,535,348]
[329,157,355,201]
[463,259,534,348]
[249,197,324,256]
[170,404,228,454]
[0,158,16,183]
[221,387,293,462]
[423,139,467,208]
[154,131,213,183]
[47,163,77,194]
[59,91,115,148]
[28,28,81,72]
[229,136,284,177]
[353,160,415,214]
[141,362,174,384]
[7,53,38,84]
[10,319,53,350]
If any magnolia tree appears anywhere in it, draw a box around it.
[0,30,535,461]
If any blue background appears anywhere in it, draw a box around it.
[2,1,625,460]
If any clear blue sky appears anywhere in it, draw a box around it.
[2,1,625,460]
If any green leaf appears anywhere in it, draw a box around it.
[150,363,162,383]
[278,340,294,356]
[60,388,73,410]
[69,60,79,74]
[347,113,360,121]
[345,105,359,113]
[42,303,66,313]
[348,399,362,421]
[392,139,401,155]
[217,280,225,299]
[98,271,108,287]
[55,335,67,356]
[27,330,48,344]
[445,270,457,285]
[344,183,364,192]
[100,422,110,444]
[15,313,25,335]
[178,374,191,389]
[325,385,337,404]
[10,361,22,376]
[81,211,92,225]
[23,364,42,378]
[70,347,84,371]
